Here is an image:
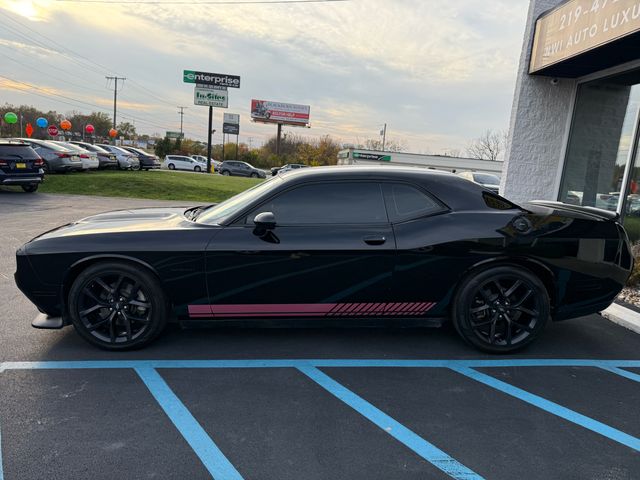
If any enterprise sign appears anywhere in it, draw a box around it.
[530,0,640,73]
[183,70,240,88]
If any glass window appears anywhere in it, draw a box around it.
[255,182,387,225]
[383,184,444,222]
[559,74,640,212]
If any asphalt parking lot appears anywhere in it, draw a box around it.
[1,190,640,480]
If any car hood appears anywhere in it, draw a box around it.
[32,207,196,240]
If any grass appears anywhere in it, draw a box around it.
[39,170,263,203]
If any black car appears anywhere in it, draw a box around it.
[219,160,266,178]
[69,141,119,170]
[0,141,45,192]
[15,166,632,352]
[121,146,161,170]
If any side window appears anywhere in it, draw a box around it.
[383,183,446,222]
[253,182,388,225]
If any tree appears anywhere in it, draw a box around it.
[362,138,406,152]
[466,129,508,161]
[116,121,136,139]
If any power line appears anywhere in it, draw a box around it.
[106,76,127,131]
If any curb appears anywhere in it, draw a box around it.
[601,303,640,335]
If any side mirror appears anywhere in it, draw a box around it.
[253,211,276,229]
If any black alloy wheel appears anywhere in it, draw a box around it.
[452,266,549,353]
[68,262,167,350]
[21,184,38,193]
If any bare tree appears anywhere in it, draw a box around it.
[362,138,407,152]
[466,129,508,161]
[442,148,461,158]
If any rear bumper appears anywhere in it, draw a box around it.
[1,175,43,185]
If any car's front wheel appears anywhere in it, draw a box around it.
[167,163,175,170]
[221,170,230,176]
[68,261,168,350]
[250,172,258,178]
[452,265,549,353]
[194,165,202,172]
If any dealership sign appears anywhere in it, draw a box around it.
[530,0,640,73]
[223,113,240,124]
[194,88,229,108]
[250,99,310,126]
[223,123,240,135]
[183,70,240,88]
[353,152,391,162]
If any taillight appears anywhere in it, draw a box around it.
[80,154,89,158]
[34,157,44,166]
[0,161,7,166]
[56,153,70,158]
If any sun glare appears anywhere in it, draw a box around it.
[1,0,49,20]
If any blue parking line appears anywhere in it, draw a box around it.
[3,359,640,370]
[297,365,484,480]
[601,366,640,383]
[135,367,244,480]
[451,366,640,452]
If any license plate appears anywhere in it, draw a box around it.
[16,163,26,169]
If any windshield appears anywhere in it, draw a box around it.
[473,173,500,185]
[196,176,281,224]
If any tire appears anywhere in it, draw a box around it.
[221,170,230,176]
[168,163,175,170]
[194,165,202,172]
[21,184,38,193]
[68,261,168,350]
[42,161,50,174]
[250,172,258,178]
[451,265,549,353]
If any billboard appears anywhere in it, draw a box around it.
[223,123,240,135]
[251,100,310,126]
[224,113,240,124]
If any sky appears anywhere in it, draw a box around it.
[0,0,530,153]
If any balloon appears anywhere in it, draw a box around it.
[85,124,95,134]
[36,117,48,128]
[108,128,117,138]
[60,119,72,131]
[4,112,17,124]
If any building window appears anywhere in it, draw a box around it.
[559,72,640,216]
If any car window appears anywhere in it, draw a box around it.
[473,173,500,185]
[383,184,446,222]
[0,145,39,159]
[253,182,388,225]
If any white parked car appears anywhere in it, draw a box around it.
[191,155,221,172]
[164,155,206,172]
[457,171,501,193]
[53,141,99,170]
[96,144,140,170]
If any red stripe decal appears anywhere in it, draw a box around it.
[187,302,437,319]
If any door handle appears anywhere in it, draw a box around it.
[363,235,386,246]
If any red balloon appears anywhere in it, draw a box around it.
[85,124,95,134]
[60,119,72,131]
[108,128,117,138]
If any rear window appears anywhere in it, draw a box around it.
[0,145,40,160]
[383,183,446,222]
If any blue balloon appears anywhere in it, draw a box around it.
[36,117,48,128]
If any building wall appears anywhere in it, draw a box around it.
[502,0,577,203]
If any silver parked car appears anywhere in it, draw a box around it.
[96,144,140,170]
[14,138,83,173]
[51,141,99,170]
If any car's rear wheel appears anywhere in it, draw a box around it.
[21,184,38,193]
[68,262,168,350]
[168,163,175,170]
[194,165,202,172]
[452,266,549,353]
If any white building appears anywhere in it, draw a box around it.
[504,0,640,242]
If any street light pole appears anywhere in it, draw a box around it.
[381,123,387,151]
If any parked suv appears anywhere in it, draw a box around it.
[219,160,266,178]
[191,155,221,172]
[15,138,83,173]
[0,141,45,192]
[121,146,161,170]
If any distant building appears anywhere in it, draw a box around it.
[337,148,503,175]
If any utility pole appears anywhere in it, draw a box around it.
[106,76,126,143]
[381,123,387,151]
[177,106,187,136]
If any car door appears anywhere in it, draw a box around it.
[382,182,454,316]
[202,181,396,318]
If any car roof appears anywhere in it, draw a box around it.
[15,138,72,151]
[278,165,501,211]
[0,139,32,146]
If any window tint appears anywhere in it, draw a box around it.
[256,182,387,225]
[383,184,445,222]
[0,145,39,159]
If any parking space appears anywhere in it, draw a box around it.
[1,193,640,480]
